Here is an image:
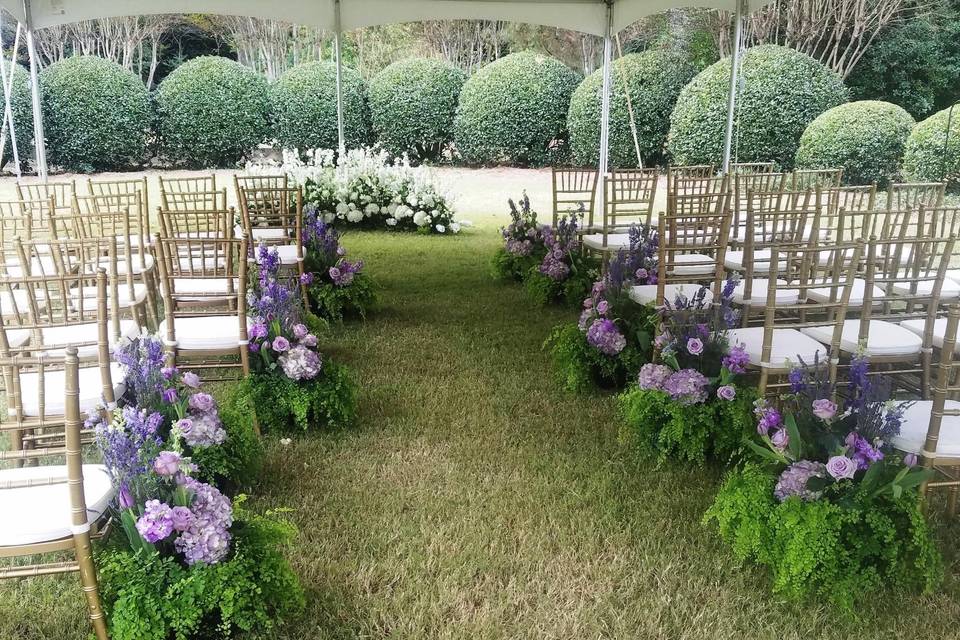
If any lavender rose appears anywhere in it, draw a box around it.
[717,385,736,401]
[188,392,215,413]
[182,371,200,389]
[903,453,918,468]
[687,337,704,355]
[272,336,290,352]
[153,451,182,476]
[812,398,838,421]
[770,428,789,451]
[826,455,858,480]
[170,506,194,532]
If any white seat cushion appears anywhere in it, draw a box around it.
[159,315,242,351]
[107,254,154,276]
[723,249,787,273]
[18,363,126,416]
[0,464,114,546]
[4,328,29,349]
[582,233,630,251]
[808,278,884,308]
[731,278,800,305]
[172,277,232,296]
[890,278,960,300]
[670,252,717,276]
[71,284,148,309]
[802,320,922,357]
[5,256,63,278]
[0,289,43,316]
[40,320,139,358]
[892,400,960,458]
[251,228,287,241]
[901,317,960,352]
[629,283,713,305]
[727,326,827,368]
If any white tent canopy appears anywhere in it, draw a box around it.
[3,0,769,36]
[2,0,770,180]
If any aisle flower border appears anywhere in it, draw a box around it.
[704,356,942,610]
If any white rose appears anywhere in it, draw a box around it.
[386,218,398,226]
[413,210,429,227]
[450,222,461,233]
[346,209,364,223]
[435,224,446,233]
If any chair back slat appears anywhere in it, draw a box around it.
[603,168,657,232]
[791,168,842,190]
[552,167,599,228]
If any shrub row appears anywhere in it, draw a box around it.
[10,50,956,186]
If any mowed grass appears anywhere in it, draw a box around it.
[2,225,960,639]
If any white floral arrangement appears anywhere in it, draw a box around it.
[248,148,464,235]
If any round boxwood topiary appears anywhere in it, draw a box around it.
[903,103,960,189]
[454,52,581,166]
[368,58,465,161]
[795,101,915,185]
[272,61,370,152]
[567,50,696,167]
[156,56,271,167]
[2,64,33,170]
[668,44,848,169]
[40,56,150,171]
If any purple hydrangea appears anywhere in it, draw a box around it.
[774,461,827,502]
[279,344,322,381]
[586,319,627,356]
[638,363,673,391]
[663,369,709,405]
[173,478,233,566]
[136,500,174,543]
[176,414,226,448]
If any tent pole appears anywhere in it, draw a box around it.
[0,19,23,177]
[597,0,613,216]
[23,0,46,180]
[721,0,745,174]
[334,0,345,156]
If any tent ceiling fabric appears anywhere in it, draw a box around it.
[6,0,774,35]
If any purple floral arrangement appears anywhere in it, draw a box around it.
[248,244,323,382]
[501,192,546,257]
[748,355,923,504]
[303,206,365,287]
[538,213,580,282]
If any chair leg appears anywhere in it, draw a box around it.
[74,529,109,640]
[948,486,959,518]
[144,271,160,330]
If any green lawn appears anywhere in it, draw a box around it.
[3,226,960,639]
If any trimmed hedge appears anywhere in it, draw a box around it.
[568,50,696,167]
[368,57,465,161]
[2,64,33,169]
[668,44,848,169]
[454,52,581,166]
[795,101,915,185]
[40,56,150,171]
[156,56,271,167]
[272,61,370,152]
[903,103,960,189]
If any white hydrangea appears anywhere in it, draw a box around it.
[406,194,418,207]
[365,203,380,216]
[413,210,429,227]
[387,202,398,215]
[386,218,398,226]
[450,222,461,234]
[335,202,349,216]
[346,209,364,223]
[435,224,446,233]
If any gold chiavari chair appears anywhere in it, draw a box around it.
[582,168,657,255]
[0,198,55,280]
[893,303,960,515]
[234,174,288,197]
[154,234,251,381]
[727,240,864,395]
[886,181,946,212]
[551,167,599,230]
[158,174,218,210]
[791,168,843,190]
[0,264,124,452]
[730,161,776,174]
[15,180,77,215]
[726,189,818,316]
[236,185,308,302]
[87,176,150,240]
[629,186,732,305]
[804,234,956,398]
[61,196,156,329]
[730,172,788,245]
[0,346,110,640]
[159,206,235,242]
[159,188,230,214]
[12,237,138,356]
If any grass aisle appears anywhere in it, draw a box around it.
[2,228,959,639]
